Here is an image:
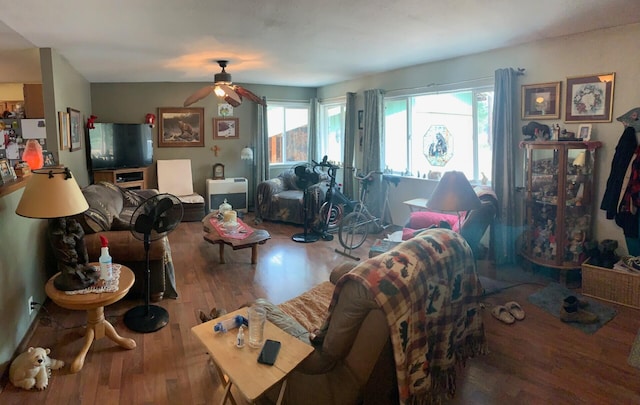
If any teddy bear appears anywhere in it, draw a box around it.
[9,347,64,390]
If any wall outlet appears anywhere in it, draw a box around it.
[28,296,34,315]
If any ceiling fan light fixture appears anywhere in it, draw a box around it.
[213,60,232,85]
[214,85,227,98]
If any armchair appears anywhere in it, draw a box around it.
[256,168,328,225]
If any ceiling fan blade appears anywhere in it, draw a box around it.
[183,85,214,107]
[216,84,242,107]
[235,86,267,106]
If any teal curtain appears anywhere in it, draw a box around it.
[491,68,522,265]
[362,89,384,217]
[343,92,357,199]
[255,97,269,218]
[308,97,318,162]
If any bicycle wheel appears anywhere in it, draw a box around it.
[319,202,343,231]
[339,211,369,250]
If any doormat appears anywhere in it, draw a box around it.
[628,328,640,369]
[527,282,617,334]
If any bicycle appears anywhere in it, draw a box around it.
[336,168,395,260]
[312,156,357,240]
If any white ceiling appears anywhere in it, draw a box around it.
[1,0,639,87]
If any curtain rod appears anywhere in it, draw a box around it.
[387,67,525,94]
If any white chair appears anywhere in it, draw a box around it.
[157,159,205,222]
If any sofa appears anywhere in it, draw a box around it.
[68,181,178,301]
[256,167,328,225]
[258,228,487,405]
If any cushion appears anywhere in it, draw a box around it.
[79,182,124,233]
[406,211,460,232]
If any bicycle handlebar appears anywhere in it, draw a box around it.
[348,167,383,181]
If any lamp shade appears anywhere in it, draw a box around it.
[16,167,89,218]
[573,151,586,167]
[241,146,254,160]
[427,171,481,212]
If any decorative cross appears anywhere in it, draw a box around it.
[211,145,220,157]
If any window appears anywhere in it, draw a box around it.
[318,101,346,166]
[268,103,310,165]
[383,87,493,183]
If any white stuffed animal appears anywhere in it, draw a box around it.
[9,347,64,390]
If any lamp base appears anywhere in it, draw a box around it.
[53,266,101,291]
[124,305,169,333]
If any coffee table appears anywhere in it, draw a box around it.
[204,226,271,264]
[191,308,314,404]
[45,264,137,373]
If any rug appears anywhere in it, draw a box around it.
[527,282,617,334]
[628,328,640,369]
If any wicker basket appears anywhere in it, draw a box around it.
[581,259,640,309]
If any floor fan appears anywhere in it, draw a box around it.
[124,193,183,333]
[292,164,320,243]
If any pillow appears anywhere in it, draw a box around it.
[407,211,460,232]
[78,182,124,233]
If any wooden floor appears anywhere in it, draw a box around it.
[1,216,639,404]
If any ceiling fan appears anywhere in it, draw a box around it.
[183,60,266,108]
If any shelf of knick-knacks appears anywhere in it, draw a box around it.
[519,141,602,281]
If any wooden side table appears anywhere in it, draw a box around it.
[192,308,314,404]
[204,229,271,264]
[45,264,137,373]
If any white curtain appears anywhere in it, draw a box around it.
[308,97,318,162]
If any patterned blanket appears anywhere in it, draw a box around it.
[327,228,487,405]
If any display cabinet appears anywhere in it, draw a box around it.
[519,141,602,280]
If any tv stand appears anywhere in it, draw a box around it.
[93,167,149,190]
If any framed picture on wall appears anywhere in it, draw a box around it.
[58,111,70,149]
[68,108,82,151]
[158,107,205,147]
[521,82,561,119]
[565,73,615,122]
[213,117,239,139]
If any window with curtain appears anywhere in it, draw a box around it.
[267,102,310,165]
[318,100,346,166]
[383,86,494,182]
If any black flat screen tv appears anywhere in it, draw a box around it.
[88,123,153,170]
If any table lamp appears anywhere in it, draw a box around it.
[15,167,99,291]
[427,171,481,230]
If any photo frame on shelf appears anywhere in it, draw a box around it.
[58,111,70,149]
[213,117,239,139]
[68,108,82,151]
[577,123,592,141]
[43,151,56,167]
[521,82,561,119]
[565,73,615,123]
[0,158,15,183]
[158,107,205,147]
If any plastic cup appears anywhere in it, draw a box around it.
[248,305,266,348]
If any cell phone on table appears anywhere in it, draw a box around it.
[257,339,281,366]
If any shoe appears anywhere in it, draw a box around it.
[504,301,525,321]
[491,305,515,324]
[565,295,589,308]
[559,307,599,324]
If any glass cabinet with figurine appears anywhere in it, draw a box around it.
[519,141,602,277]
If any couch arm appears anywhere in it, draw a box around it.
[256,178,286,218]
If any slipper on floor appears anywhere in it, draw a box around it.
[505,301,525,321]
[491,305,515,324]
